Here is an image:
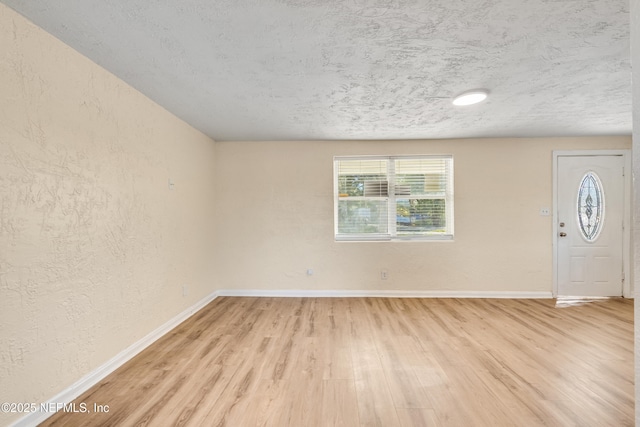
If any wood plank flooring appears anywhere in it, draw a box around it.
[41,297,634,426]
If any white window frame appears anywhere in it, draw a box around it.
[333,155,454,241]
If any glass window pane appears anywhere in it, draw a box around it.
[337,159,388,197]
[395,158,447,197]
[338,200,388,234]
[338,174,386,196]
[396,198,447,234]
[577,172,604,241]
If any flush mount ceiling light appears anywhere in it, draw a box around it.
[452,89,489,106]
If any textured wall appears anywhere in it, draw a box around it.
[214,137,630,294]
[0,5,217,425]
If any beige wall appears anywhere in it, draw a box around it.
[0,5,217,425]
[214,137,630,294]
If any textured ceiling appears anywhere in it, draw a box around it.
[2,0,631,141]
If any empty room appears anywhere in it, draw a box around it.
[1,0,639,426]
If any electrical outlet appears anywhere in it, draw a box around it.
[182,285,188,297]
[381,270,388,280]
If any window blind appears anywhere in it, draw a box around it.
[335,158,390,238]
[394,157,450,236]
[334,155,453,241]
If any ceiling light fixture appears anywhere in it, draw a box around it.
[452,89,489,106]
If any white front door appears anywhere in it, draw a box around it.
[556,155,625,297]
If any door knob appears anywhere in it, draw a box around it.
[559,232,567,237]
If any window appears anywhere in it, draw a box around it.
[577,171,604,242]
[334,155,454,241]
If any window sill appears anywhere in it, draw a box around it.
[335,235,454,242]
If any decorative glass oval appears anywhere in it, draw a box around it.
[577,172,604,242]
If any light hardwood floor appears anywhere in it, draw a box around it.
[41,297,634,426]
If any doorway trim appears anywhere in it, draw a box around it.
[552,150,632,298]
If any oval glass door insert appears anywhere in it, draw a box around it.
[577,172,604,242]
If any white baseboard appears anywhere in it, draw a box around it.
[216,289,554,299]
[11,291,219,427]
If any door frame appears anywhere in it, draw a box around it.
[552,150,632,298]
